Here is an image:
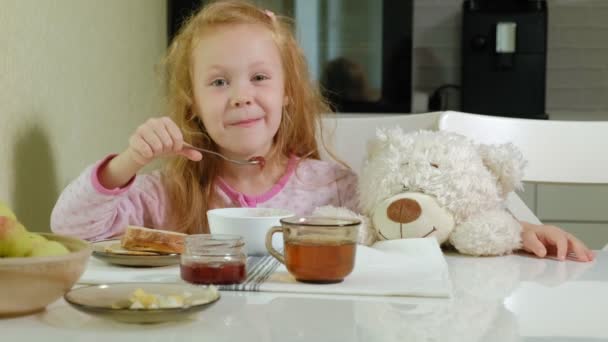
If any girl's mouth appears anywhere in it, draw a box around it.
[230,117,263,127]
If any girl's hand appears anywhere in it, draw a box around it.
[521,222,595,262]
[126,117,202,166]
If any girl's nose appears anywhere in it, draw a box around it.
[230,85,254,108]
[231,98,252,107]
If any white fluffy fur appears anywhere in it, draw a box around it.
[360,129,523,224]
[448,209,522,256]
[479,143,526,197]
[359,129,525,256]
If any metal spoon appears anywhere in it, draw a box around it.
[182,142,263,166]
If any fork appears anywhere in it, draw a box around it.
[182,142,262,166]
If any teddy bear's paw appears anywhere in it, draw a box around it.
[449,210,522,256]
[311,206,377,246]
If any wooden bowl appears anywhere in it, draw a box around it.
[0,233,91,316]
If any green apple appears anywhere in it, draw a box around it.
[28,232,47,245]
[29,240,69,257]
[0,201,16,220]
[0,216,33,257]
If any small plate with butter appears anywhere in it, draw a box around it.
[64,283,220,324]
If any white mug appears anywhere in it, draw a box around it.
[207,208,294,255]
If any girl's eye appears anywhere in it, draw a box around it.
[252,74,269,82]
[210,79,228,87]
[430,163,439,168]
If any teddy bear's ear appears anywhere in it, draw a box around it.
[478,143,527,198]
[365,127,394,158]
[359,127,403,215]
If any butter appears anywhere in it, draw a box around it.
[116,287,218,310]
[128,288,185,309]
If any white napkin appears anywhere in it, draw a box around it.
[79,238,451,298]
[251,238,451,298]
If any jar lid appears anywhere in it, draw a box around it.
[185,234,245,251]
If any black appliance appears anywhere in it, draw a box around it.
[462,0,548,119]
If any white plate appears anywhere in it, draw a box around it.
[91,240,180,267]
[64,282,219,324]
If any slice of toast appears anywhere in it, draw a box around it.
[120,226,187,254]
[103,243,162,256]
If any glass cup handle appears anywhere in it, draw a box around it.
[265,226,285,264]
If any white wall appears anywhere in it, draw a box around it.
[0,0,167,232]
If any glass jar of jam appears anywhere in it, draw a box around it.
[180,234,247,285]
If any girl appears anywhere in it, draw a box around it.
[51,0,593,262]
[51,0,356,240]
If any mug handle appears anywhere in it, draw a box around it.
[265,226,285,264]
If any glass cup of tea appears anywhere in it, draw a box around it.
[265,216,361,284]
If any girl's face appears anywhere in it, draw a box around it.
[191,24,286,159]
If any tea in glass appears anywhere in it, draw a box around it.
[265,217,360,283]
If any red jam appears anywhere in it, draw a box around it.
[180,262,246,285]
[249,156,266,169]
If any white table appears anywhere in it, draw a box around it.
[2,251,607,342]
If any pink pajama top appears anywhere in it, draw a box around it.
[50,155,359,241]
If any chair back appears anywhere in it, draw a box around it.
[320,112,441,174]
[438,111,608,184]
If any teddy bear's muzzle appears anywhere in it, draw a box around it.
[372,192,455,243]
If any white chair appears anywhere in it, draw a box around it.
[438,111,608,249]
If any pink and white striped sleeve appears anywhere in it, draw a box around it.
[335,167,360,212]
[50,155,169,241]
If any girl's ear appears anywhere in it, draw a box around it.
[283,96,289,107]
[188,106,203,121]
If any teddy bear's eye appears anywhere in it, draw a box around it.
[430,163,439,168]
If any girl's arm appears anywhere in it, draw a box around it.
[51,116,203,241]
[336,168,359,212]
[50,155,168,241]
[97,149,145,189]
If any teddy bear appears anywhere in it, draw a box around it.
[315,128,527,256]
